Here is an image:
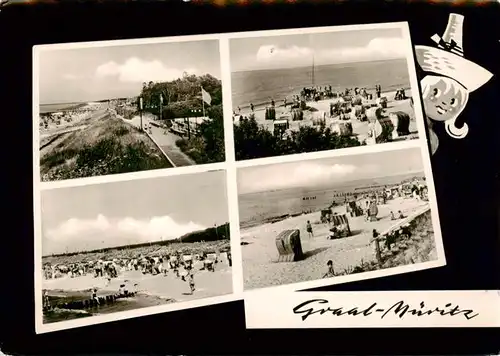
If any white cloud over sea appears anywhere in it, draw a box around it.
[44,214,205,254]
[95,57,198,83]
[238,161,382,194]
[255,37,406,67]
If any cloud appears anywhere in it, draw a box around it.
[44,214,206,254]
[95,57,198,83]
[62,73,82,80]
[238,162,373,194]
[317,37,407,63]
[253,37,406,67]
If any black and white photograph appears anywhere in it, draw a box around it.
[237,147,443,291]
[230,23,422,161]
[35,39,225,182]
[36,170,233,332]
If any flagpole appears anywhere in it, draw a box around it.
[201,86,206,118]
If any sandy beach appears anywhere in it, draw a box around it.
[241,196,431,290]
[234,89,418,144]
[43,263,233,305]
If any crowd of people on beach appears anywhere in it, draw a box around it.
[43,251,232,298]
[39,103,106,130]
[235,83,401,115]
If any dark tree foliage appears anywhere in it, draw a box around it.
[175,104,225,164]
[138,74,225,164]
[139,73,222,118]
[233,116,363,160]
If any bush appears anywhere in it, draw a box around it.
[233,117,362,160]
[174,104,225,164]
[42,137,168,181]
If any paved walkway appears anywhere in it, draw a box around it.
[122,113,195,167]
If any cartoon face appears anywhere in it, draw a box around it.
[421,76,468,122]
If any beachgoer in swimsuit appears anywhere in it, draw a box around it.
[323,260,335,278]
[306,220,313,238]
[187,272,195,293]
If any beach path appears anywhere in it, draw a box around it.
[240,197,430,290]
[124,114,195,167]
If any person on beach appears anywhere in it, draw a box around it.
[390,211,396,220]
[237,106,241,113]
[227,251,232,267]
[306,220,313,238]
[43,290,50,309]
[283,98,287,107]
[91,287,100,305]
[271,99,275,107]
[373,229,384,263]
[187,271,196,294]
[250,103,254,112]
[160,257,169,276]
[398,210,405,219]
[323,260,335,278]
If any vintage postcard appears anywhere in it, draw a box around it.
[229,22,422,162]
[34,169,235,333]
[33,37,225,184]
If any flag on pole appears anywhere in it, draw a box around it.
[201,87,212,106]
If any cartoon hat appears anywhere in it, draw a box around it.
[415,13,493,92]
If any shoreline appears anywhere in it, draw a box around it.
[233,85,412,113]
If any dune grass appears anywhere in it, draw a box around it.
[40,116,172,181]
[337,210,436,275]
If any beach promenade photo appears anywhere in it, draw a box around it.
[36,39,225,182]
[38,170,232,326]
[237,148,439,290]
[230,25,420,161]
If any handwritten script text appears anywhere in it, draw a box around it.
[293,299,479,322]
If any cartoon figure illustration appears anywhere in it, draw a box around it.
[414,13,493,154]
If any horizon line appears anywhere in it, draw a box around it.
[231,56,406,74]
[239,169,425,195]
[41,221,230,257]
[39,73,221,106]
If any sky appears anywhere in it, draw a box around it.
[41,170,229,255]
[38,40,221,105]
[230,28,406,72]
[237,148,424,195]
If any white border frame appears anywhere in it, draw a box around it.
[32,20,445,334]
[227,22,445,294]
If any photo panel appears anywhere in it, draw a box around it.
[229,22,424,162]
[35,169,235,333]
[34,37,226,184]
[236,144,445,292]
